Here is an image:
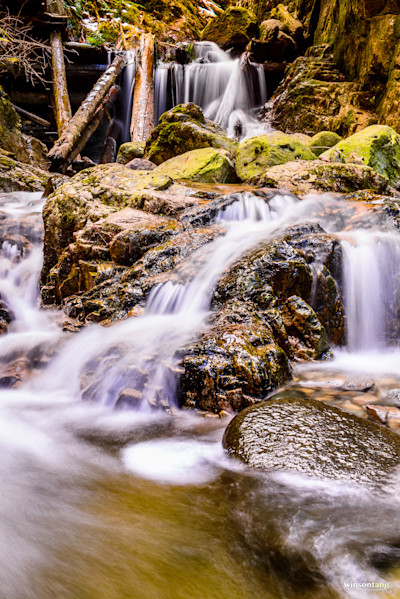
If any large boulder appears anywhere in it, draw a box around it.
[265,45,378,137]
[320,125,400,186]
[145,103,237,165]
[235,132,317,181]
[223,394,400,485]
[252,159,393,195]
[200,7,258,52]
[155,148,236,183]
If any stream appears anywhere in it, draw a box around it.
[0,189,400,599]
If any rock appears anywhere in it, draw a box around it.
[265,45,378,137]
[200,7,258,53]
[0,153,50,192]
[126,158,156,171]
[213,222,344,350]
[145,103,237,165]
[307,131,342,157]
[320,125,400,186]
[252,159,393,195]
[257,22,298,62]
[223,394,400,484]
[0,87,48,168]
[379,389,400,408]
[280,295,329,360]
[235,132,317,181]
[180,300,291,412]
[365,404,400,429]
[155,148,236,184]
[269,3,305,45]
[341,378,375,393]
[116,141,146,164]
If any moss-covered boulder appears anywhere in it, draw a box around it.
[320,125,400,186]
[235,132,317,181]
[223,395,400,485]
[307,131,342,157]
[200,7,258,52]
[0,88,48,168]
[145,103,237,165]
[155,148,236,183]
[0,152,50,192]
[252,159,393,195]
[265,45,378,137]
[116,141,146,164]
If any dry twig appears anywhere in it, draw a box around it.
[0,12,52,85]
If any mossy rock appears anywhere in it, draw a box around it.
[223,394,400,485]
[269,3,304,42]
[252,159,393,195]
[200,7,258,52]
[145,103,237,165]
[320,125,400,186]
[307,131,342,156]
[155,148,236,183]
[0,153,50,192]
[116,142,146,164]
[235,132,317,181]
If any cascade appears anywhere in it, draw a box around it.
[115,49,136,144]
[340,231,400,351]
[0,191,399,597]
[154,41,269,139]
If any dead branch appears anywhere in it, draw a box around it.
[0,12,52,85]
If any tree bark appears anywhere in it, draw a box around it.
[130,33,155,142]
[48,55,125,172]
[60,84,119,172]
[10,103,51,128]
[50,31,72,135]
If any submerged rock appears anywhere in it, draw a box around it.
[223,395,400,484]
[145,103,237,165]
[200,7,258,52]
[320,125,400,186]
[155,148,236,183]
[235,132,316,181]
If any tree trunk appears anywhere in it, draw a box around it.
[10,103,51,128]
[130,33,155,142]
[50,31,72,135]
[60,84,119,172]
[100,120,121,164]
[48,55,125,172]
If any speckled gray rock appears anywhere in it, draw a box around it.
[223,394,400,485]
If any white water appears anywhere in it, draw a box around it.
[0,191,399,598]
[155,41,270,139]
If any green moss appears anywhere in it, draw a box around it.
[322,125,400,184]
[307,131,342,156]
[201,6,258,50]
[235,132,317,181]
[155,147,236,183]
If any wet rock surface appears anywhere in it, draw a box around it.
[223,395,400,484]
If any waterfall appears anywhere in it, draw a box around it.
[340,231,400,351]
[154,41,269,140]
[114,50,136,144]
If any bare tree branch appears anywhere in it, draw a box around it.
[0,12,52,85]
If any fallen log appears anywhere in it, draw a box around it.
[61,84,119,172]
[50,31,72,135]
[130,33,154,142]
[10,103,51,128]
[48,54,125,172]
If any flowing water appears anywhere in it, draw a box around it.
[155,41,269,139]
[1,190,400,598]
